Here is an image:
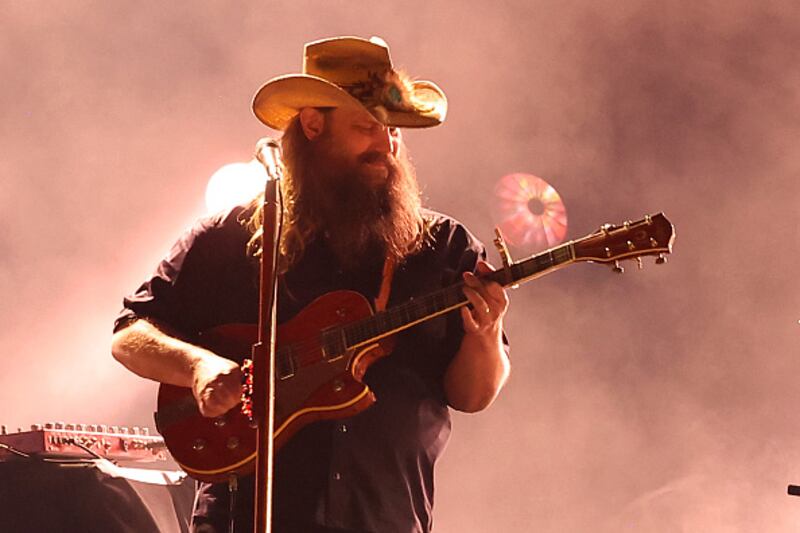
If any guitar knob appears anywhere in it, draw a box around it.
[227,437,240,450]
[192,439,206,451]
[612,261,624,274]
[655,253,667,264]
[213,417,227,428]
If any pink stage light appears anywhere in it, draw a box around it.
[492,173,568,250]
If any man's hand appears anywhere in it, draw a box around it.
[444,260,511,412]
[460,260,509,338]
[191,355,244,418]
[112,319,246,417]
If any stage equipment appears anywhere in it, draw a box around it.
[0,424,166,462]
[0,457,192,532]
[492,172,567,250]
[251,136,284,533]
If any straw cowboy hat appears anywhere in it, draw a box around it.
[252,36,447,131]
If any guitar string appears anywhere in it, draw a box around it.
[276,219,664,363]
[274,247,571,367]
[278,236,670,371]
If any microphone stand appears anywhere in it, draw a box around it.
[252,139,283,533]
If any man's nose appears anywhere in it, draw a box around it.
[373,126,398,156]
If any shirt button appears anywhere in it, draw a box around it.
[333,472,342,481]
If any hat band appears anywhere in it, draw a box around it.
[335,70,418,114]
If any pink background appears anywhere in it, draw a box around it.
[2,1,798,531]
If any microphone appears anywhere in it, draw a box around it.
[254,137,283,181]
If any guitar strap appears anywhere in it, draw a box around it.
[373,256,396,312]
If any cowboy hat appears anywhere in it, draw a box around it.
[252,36,447,131]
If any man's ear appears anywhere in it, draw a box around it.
[298,108,326,140]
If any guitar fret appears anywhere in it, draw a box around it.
[372,314,383,336]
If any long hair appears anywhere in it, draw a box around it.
[243,112,429,272]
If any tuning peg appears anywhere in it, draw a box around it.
[655,253,667,265]
[612,261,624,274]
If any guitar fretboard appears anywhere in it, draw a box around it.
[337,242,575,350]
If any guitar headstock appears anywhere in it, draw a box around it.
[572,213,675,272]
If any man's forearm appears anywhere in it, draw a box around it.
[111,319,216,387]
[112,319,244,417]
[444,326,511,413]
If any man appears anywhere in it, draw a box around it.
[112,36,510,533]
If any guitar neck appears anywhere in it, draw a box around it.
[341,242,575,349]
[333,212,674,352]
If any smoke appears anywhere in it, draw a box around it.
[1,1,798,531]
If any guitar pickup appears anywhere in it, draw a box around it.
[277,347,296,380]
[320,328,346,362]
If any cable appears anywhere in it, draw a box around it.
[228,474,239,533]
[0,442,31,458]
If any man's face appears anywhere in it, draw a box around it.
[282,105,423,269]
[316,106,402,186]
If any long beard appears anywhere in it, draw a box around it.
[294,133,424,271]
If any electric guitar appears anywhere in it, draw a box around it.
[155,213,675,482]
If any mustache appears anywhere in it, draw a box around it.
[358,151,395,167]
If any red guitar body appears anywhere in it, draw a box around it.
[155,290,392,483]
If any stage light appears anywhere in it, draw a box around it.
[205,160,266,213]
[492,173,568,250]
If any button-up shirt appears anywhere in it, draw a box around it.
[115,205,494,533]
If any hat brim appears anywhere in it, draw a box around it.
[252,74,446,131]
